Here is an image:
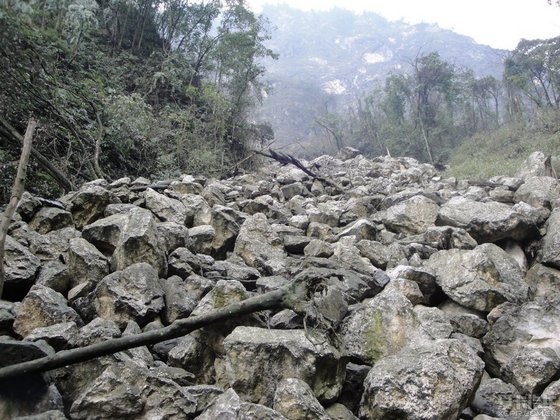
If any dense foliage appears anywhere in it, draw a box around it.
[0,0,275,201]
[311,37,560,169]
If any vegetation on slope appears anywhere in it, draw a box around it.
[0,0,275,202]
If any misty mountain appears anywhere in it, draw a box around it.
[255,5,507,148]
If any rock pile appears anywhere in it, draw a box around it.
[1,149,560,419]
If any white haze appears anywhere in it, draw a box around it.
[247,0,560,50]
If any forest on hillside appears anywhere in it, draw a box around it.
[0,0,276,202]
[1,0,560,203]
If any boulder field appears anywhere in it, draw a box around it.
[1,149,559,419]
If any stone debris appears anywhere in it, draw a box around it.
[1,150,559,419]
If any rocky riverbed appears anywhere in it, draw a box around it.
[1,149,559,419]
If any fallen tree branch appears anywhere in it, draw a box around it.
[255,149,345,192]
[0,119,36,298]
[0,116,75,192]
[0,279,309,380]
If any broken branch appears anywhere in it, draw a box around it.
[0,279,309,380]
[0,118,36,298]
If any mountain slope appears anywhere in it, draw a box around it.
[255,5,506,148]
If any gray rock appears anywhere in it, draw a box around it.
[188,224,215,254]
[35,260,71,294]
[427,243,530,312]
[337,219,377,241]
[383,195,439,235]
[532,379,560,419]
[156,221,189,254]
[160,275,197,323]
[516,151,549,179]
[77,317,121,346]
[483,299,560,395]
[0,337,54,367]
[304,239,334,258]
[325,403,359,420]
[183,384,224,414]
[0,300,17,334]
[525,264,560,301]
[13,285,83,338]
[269,309,304,329]
[541,208,560,269]
[437,196,544,242]
[67,238,110,290]
[69,362,197,419]
[281,182,311,200]
[307,204,341,227]
[514,176,560,208]
[195,388,287,420]
[439,300,489,338]
[16,192,42,221]
[273,378,330,420]
[413,305,454,340]
[25,321,79,351]
[82,207,167,276]
[359,339,484,420]
[63,185,120,229]
[94,263,164,328]
[471,376,530,418]
[144,187,188,224]
[234,213,287,275]
[2,236,40,297]
[384,278,424,305]
[339,288,417,365]
[12,410,68,420]
[210,205,242,255]
[28,227,81,262]
[28,207,73,234]
[221,326,346,405]
[388,265,440,305]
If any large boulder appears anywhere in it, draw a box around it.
[359,339,484,419]
[273,378,330,420]
[67,237,110,290]
[63,185,120,229]
[339,288,417,365]
[234,213,287,275]
[28,207,74,234]
[514,176,560,209]
[82,207,167,276]
[13,284,83,337]
[1,236,40,299]
[94,263,164,328]
[437,196,546,243]
[221,326,346,406]
[483,299,560,395]
[144,187,188,225]
[426,243,530,312]
[69,361,197,419]
[541,208,560,269]
[383,195,439,235]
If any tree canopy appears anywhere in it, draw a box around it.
[0,0,276,198]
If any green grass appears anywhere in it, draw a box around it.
[445,119,560,181]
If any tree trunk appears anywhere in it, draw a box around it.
[0,119,36,298]
[0,279,313,379]
[0,117,74,192]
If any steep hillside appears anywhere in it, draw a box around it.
[255,5,506,146]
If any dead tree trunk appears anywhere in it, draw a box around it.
[0,279,310,379]
[0,116,74,192]
[0,119,36,298]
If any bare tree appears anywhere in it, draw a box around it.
[0,119,37,298]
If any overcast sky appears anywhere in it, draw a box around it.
[246,0,560,50]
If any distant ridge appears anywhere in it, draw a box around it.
[255,5,506,146]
